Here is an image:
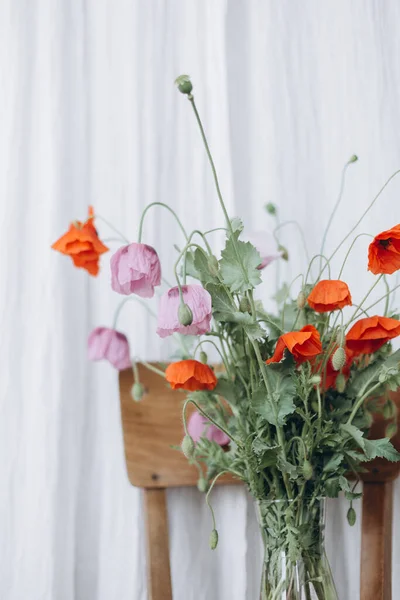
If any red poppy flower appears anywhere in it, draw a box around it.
[307,280,352,313]
[368,224,400,275]
[267,325,322,365]
[165,360,217,391]
[52,207,109,276]
[346,315,400,355]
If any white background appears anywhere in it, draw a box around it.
[2,1,400,599]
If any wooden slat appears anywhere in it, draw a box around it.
[360,481,393,600]
[119,366,237,488]
[144,488,173,600]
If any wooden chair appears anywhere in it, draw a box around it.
[119,366,400,600]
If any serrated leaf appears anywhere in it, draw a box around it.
[252,438,279,456]
[214,377,239,405]
[340,423,366,450]
[325,477,341,498]
[364,438,400,462]
[277,454,299,479]
[251,378,295,427]
[323,453,344,472]
[243,322,267,341]
[219,238,262,293]
[230,217,244,235]
[193,248,219,285]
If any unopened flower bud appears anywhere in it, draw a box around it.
[178,303,193,326]
[239,296,251,313]
[200,351,208,364]
[303,460,313,481]
[209,528,219,550]
[208,255,219,276]
[175,74,193,95]
[336,327,345,348]
[310,374,322,386]
[297,290,306,309]
[383,401,396,420]
[385,422,397,439]
[265,202,277,216]
[197,477,208,493]
[335,373,346,393]
[332,347,346,371]
[279,245,289,261]
[348,154,358,164]
[347,506,356,526]
[181,435,195,459]
[131,382,144,402]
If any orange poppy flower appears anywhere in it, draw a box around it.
[52,206,109,276]
[307,280,352,313]
[346,315,400,355]
[266,325,322,365]
[368,224,400,275]
[165,360,217,391]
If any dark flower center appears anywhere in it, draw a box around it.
[379,238,391,249]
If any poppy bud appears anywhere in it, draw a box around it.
[383,400,396,419]
[209,528,219,550]
[199,351,208,364]
[303,460,313,481]
[332,347,346,371]
[347,506,356,526]
[385,422,397,439]
[175,74,193,95]
[297,290,306,309]
[197,477,208,493]
[348,154,358,164]
[178,303,193,326]
[279,245,289,261]
[310,374,322,386]
[239,296,251,313]
[208,255,219,276]
[265,202,277,216]
[181,435,195,459]
[336,373,346,393]
[131,382,144,402]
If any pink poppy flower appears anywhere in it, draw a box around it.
[157,284,212,338]
[246,232,282,269]
[187,411,230,446]
[110,243,161,298]
[88,327,131,370]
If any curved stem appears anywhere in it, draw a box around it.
[346,275,383,328]
[182,398,240,446]
[138,202,189,242]
[353,282,400,320]
[347,381,382,425]
[95,214,129,243]
[205,471,228,531]
[113,296,157,328]
[319,161,351,272]
[305,254,331,285]
[137,360,166,378]
[337,233,373,279]
[193,339,230,375]
[273,220,310,264]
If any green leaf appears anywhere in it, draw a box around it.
[363,438,400,462]
[219,238,262,293]
[251,375,296,427]
[193,248,219,285]
[214,377,239,405]
[230,217,244,236]
[325,477,341,498]
[183,251,201,280]
[323,453,344,472]
[277,454,299,480]
[340,423,366,450]
[243,322,267,341]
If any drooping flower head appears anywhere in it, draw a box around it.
[111,243,161,298]
[246,232,283,269]
[267,325,322,365]
[346,315,400,355]
[187,410,230,446]
[368,224,400,275]
[52,206,109,276]
[165,360,217,391]
[88,326,131,370]
[157,284,212,338]
[307,280,352,313]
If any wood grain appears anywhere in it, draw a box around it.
[118,365,237,488]
[360,481,393,600]
[144,488,173,600]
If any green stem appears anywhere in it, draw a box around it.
[273,220,310,264]
[139,361,166,378]
[347,381,382,425]
[95,214,129,244]
[360,282,400,316]
[193,339,231,375]
[138,202,189,242]
[113,296,157,328]
[182,398,241,446]
[346,274,383,327]
[337,233,373,279]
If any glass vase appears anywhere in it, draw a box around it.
[257,498,338,600]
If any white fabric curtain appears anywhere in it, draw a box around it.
[2,1,400,599]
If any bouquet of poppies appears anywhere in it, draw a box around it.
[52,75,400,600]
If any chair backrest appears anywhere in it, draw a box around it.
[119,366,400,600]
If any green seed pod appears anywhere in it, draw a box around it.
[347,506,356,526]
[175,74,193,95]
[199,351,208,364]
[131,382,144,402]
[303,459,313,481]
[178,303,193,326]
[335,373,346,393]
[331,347,346,371]
[279,245,289,261]
[197,477,208,493]
[336,327,345,348]
[348,154,358,164]
[297,290,306,309]
[310,374,322,386]
[385,422,398,439]
[209,528,219,550]
[239,296,251,313]
[208,255,219,276]
[383,400,396,419]
[181,435,195,460]
[265,202,277,216]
